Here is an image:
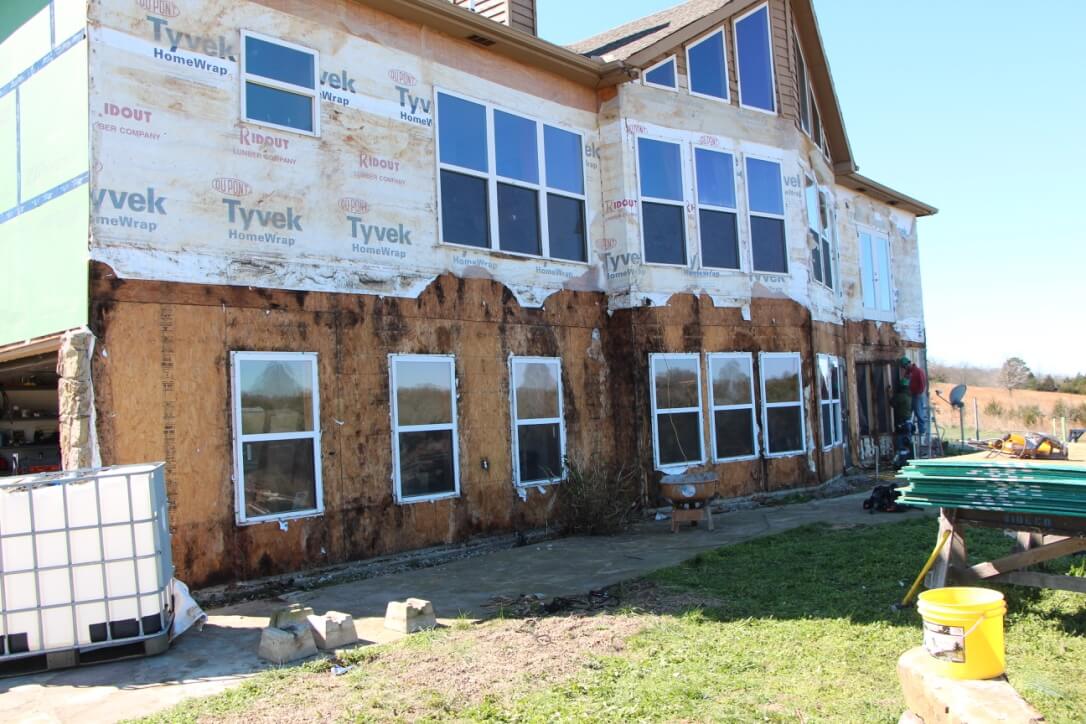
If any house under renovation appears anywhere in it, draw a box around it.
[0,0,935,589]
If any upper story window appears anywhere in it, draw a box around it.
[241,31,319,136]
[436,91,587,262]
[643,56,678,90]
[806,177,836,290]
[230,352,323,525]
[637,137,687,265]
[734,5,776,113]
[793,35,811,135]
[859,229,894,320]
[686,30,729,101]
[694,147,740,269]
[510,357,565,486]
[649,354,705,469]
[745,156,787,273]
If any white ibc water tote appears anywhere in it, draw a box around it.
[0,463,173,661]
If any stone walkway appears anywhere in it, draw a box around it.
[1,492,931,723]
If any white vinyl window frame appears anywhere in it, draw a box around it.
[744,154,788,274]
[759,351,806,458]
[648,353,706,471]
[635,135,691,269]
[434,87,590,264]
[642,55,679,91]
[685,28,730,103]
[733,3,778,115]
[509,356,566,487]
[389,354,461,504]
[693,143,743,271]
[707,352,758,462]
[805,177,837,291]
[230,351,323,526]
[239,30,320,137]
[793,31,811,135]
[858,225,895,322]
[817,354,844,451]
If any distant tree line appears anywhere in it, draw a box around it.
[930,358,1086,396]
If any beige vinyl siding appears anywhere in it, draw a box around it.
[770,0,796,120]
[453,0,536,35]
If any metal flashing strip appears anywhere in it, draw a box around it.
[0,27,86,100]
[0,171,88,224]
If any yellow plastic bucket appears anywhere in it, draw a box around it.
[916,587,1006,680]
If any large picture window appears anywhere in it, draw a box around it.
[241,31,319,135]
[760,352,805,456]
[390,355,459,503]
[708,353,757,461]
[734,4,776,113]
[638,137,687,265]
[686,29,729,101]
[817,355,843,449]
[859,229,894,319]
[746,157,787,273]
[437,91,587,261]
[695,148,740,269]
[231,352,322,524]
[649,354,704,468]
[510,357,565,486]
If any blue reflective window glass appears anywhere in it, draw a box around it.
[438,93,488,172]
[751,216,787,273]
[695,149,735,208]
[440,170,488,248]
[498,183,541,255]
[495,111,538,183]
[642,202,686,265]
[745,157,783,215]
[544,125,583,195]
[547,194,586,262]
[638,138,683,201]
[700,210,739,269]
[644,58,676,88]
[245,36,315,89]
[688,32,727,99]
[245,84,313,132]
[735,7,775,111]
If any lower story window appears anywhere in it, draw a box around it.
[510,357,565,485]
[649,353,704,468]
[231,351,322,524]
[818,355,843,449]
[708,353,757,460]
[390,355,459,503]
[760,352,805,456]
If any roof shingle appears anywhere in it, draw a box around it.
[566,0,734,61]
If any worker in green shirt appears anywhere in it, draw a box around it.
[892,377,913,467]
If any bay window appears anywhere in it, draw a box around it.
[817,355,844,449]
[638,137,687,265]
[708,353,757,461]
[746,157,787,273]
[695,148,740,269]
[806,177,836,290]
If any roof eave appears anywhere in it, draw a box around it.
[354,0,607,87]
[836,172,938,217]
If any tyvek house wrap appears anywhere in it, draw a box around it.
[87,0,606,308]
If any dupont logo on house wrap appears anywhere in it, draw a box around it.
[388,69,417,87]
[92,186,167,233]
[138,0,180,17]
[339,197,369,215]
[213,177,251,197]
[594,238,617,252]
[224,199,301,247]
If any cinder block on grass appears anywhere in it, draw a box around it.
[258,623,317,664]
[306,611,359,650]
[384,598,437,633]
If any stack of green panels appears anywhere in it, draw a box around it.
[896,459,1086,518]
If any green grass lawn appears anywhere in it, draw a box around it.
[142,518,1086,723]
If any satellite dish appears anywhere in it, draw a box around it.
[949,384,968,408]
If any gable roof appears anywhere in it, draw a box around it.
[568,0,734,61]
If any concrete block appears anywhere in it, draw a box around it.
[384,598,437,633]
[897,647,1045,724]
[306,611,358,650]
[269,603,315,629]
[257,624,317,664]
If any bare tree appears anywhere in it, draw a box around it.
[999,357,1032,392]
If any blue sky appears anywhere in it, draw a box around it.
[539,1,1086,376]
